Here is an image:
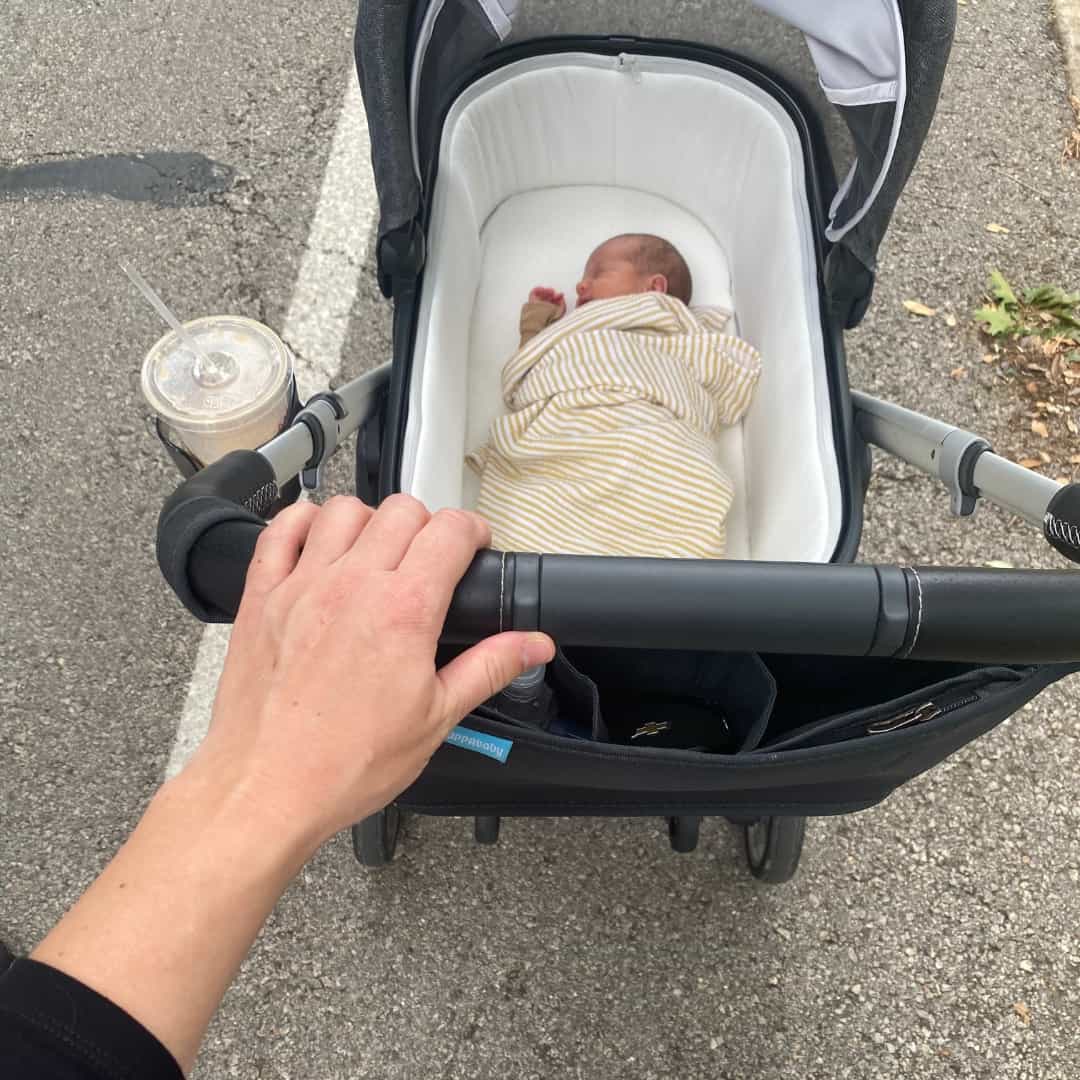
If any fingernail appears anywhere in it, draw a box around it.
[521,632,556,668]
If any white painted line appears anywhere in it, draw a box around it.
[164,623,232,778]
[165,75,377,778]
[1057,0,1080,99]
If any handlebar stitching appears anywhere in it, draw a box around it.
[1045,510,1080,552]
[498,550,507,634]
[241,481,278,518]
[898,565,923,659]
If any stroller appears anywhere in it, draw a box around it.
[155,0,1080,884]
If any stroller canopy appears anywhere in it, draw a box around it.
[355,0,955,316]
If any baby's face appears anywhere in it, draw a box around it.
[575,239,654,308]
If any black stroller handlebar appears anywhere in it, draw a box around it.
[157,451,1080,665]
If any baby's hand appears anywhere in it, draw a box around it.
[529,286,566,318]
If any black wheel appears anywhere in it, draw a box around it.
[474,815,501,844]
[667,815,700,853]
[352,806,402,867]
[743,816,806,884]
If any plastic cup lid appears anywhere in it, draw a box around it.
[141,315,292,433]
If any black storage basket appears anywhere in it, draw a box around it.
[399,651,1076,818]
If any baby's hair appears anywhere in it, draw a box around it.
[609,233,693,304]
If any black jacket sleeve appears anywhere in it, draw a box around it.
[0,959,183,1079]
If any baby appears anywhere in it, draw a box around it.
[467,232,761,559]
[518,233,693,346]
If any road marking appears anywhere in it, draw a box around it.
[165,74,376,778]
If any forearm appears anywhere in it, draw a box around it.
[31,760,318,1074]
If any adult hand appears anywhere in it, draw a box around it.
[30,494,554,1073]
[197,494,556,847]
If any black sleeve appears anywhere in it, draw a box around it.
[0,959,183,1079]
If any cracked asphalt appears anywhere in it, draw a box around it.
[2,2,1080,1078]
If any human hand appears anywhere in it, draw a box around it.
[528,285,566,318]
[193,495,555,848]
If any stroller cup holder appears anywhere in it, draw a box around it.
[152,376,304,516]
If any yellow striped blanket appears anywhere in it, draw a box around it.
[466,292,762,558]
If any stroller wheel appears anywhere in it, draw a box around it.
[351,806,402,868]
[474,815,501,844]
[743,816,806,884]
[667,815,700,853]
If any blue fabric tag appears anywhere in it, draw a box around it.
[446,726,514,764]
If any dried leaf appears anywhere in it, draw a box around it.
[1038,450,1052,463]
[982,353,996,364]
[1014,1002,1032,1025]
[1018,458,1044,469]
[903,300,937,317]
[1031,419,1049,439]
[1067,101,1080,160]
[986,222,1010,234]
[950,366,968,379]
[1067,419,1078,436]
[1025,381,1039,394]
[944,312,958,328]
[1069,454,1080,464]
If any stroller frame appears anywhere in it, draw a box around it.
[154,10,1080,885]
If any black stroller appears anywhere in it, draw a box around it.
[155,0,1080,884]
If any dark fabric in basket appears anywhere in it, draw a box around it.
[567,649,775,754]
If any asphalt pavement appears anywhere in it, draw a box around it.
[2,2,1080,1078]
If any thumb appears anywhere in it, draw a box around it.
[435,631,556,727]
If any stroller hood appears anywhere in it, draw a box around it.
[354,0,955,323]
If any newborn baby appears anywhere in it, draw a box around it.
[518,233,693,345]
[467,233,762,559]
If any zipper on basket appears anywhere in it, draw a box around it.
[866,692,979,736]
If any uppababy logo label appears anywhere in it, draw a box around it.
[446,726,514,764]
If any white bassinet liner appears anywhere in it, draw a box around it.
[402,52,842,562]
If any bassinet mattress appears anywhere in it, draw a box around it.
[401,52,843,563]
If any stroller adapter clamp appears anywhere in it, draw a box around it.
[293,392,349,492]
[936,428,991,518]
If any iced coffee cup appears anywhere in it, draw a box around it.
[141,315,294,467]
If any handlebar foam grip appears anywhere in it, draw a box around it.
[907,566,1080,662]
[157,451,273,622]
[1044,484,1080,565]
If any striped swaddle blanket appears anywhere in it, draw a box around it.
[466,292,762,558]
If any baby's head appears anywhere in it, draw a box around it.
[575,234,692,308]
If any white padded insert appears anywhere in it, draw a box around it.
[404,53,842,562]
